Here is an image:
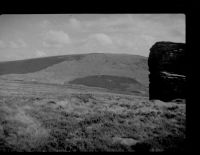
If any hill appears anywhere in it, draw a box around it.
[0,54,85,75]
[0,53,149,95]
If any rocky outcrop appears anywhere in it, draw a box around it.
[148,42,186,102]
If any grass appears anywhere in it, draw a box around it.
[0,79,185,152]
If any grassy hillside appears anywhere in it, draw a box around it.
[0,53,148,85]
[0,54,85,75]
[0,53,149,95]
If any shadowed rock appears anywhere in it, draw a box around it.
[148,41,186,102]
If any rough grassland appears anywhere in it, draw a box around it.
[0,79,185,152]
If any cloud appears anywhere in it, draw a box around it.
[107,34,157,56]
[90,33,113,45]
[169,29,185,41]
[35,50,47,57]
[0,39,27,49]
[43,30,71,48]
[82,14,185,40]
[69,18,81,29]
[40,20,51,28]
[9,41,19,48]
[17,39,27,47]
[83,15,136,32]
[0,40,6,48]
[0,14,185,61]
[9,39,27,48]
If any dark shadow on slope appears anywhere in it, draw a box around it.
[68,75,147,94]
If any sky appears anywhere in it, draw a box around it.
[0,14,185,61]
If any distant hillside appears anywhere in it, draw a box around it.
[0,54,85,75]
[0,53,149,94]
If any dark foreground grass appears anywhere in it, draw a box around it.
[0,87,185,152]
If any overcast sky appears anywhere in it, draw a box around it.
[0,14,185,61]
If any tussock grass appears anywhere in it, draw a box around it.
[0,84,185,152]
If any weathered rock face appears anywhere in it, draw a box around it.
[148,41,186,102]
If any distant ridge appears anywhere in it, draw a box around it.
[0,54,86,75]
[0,53,147,76]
